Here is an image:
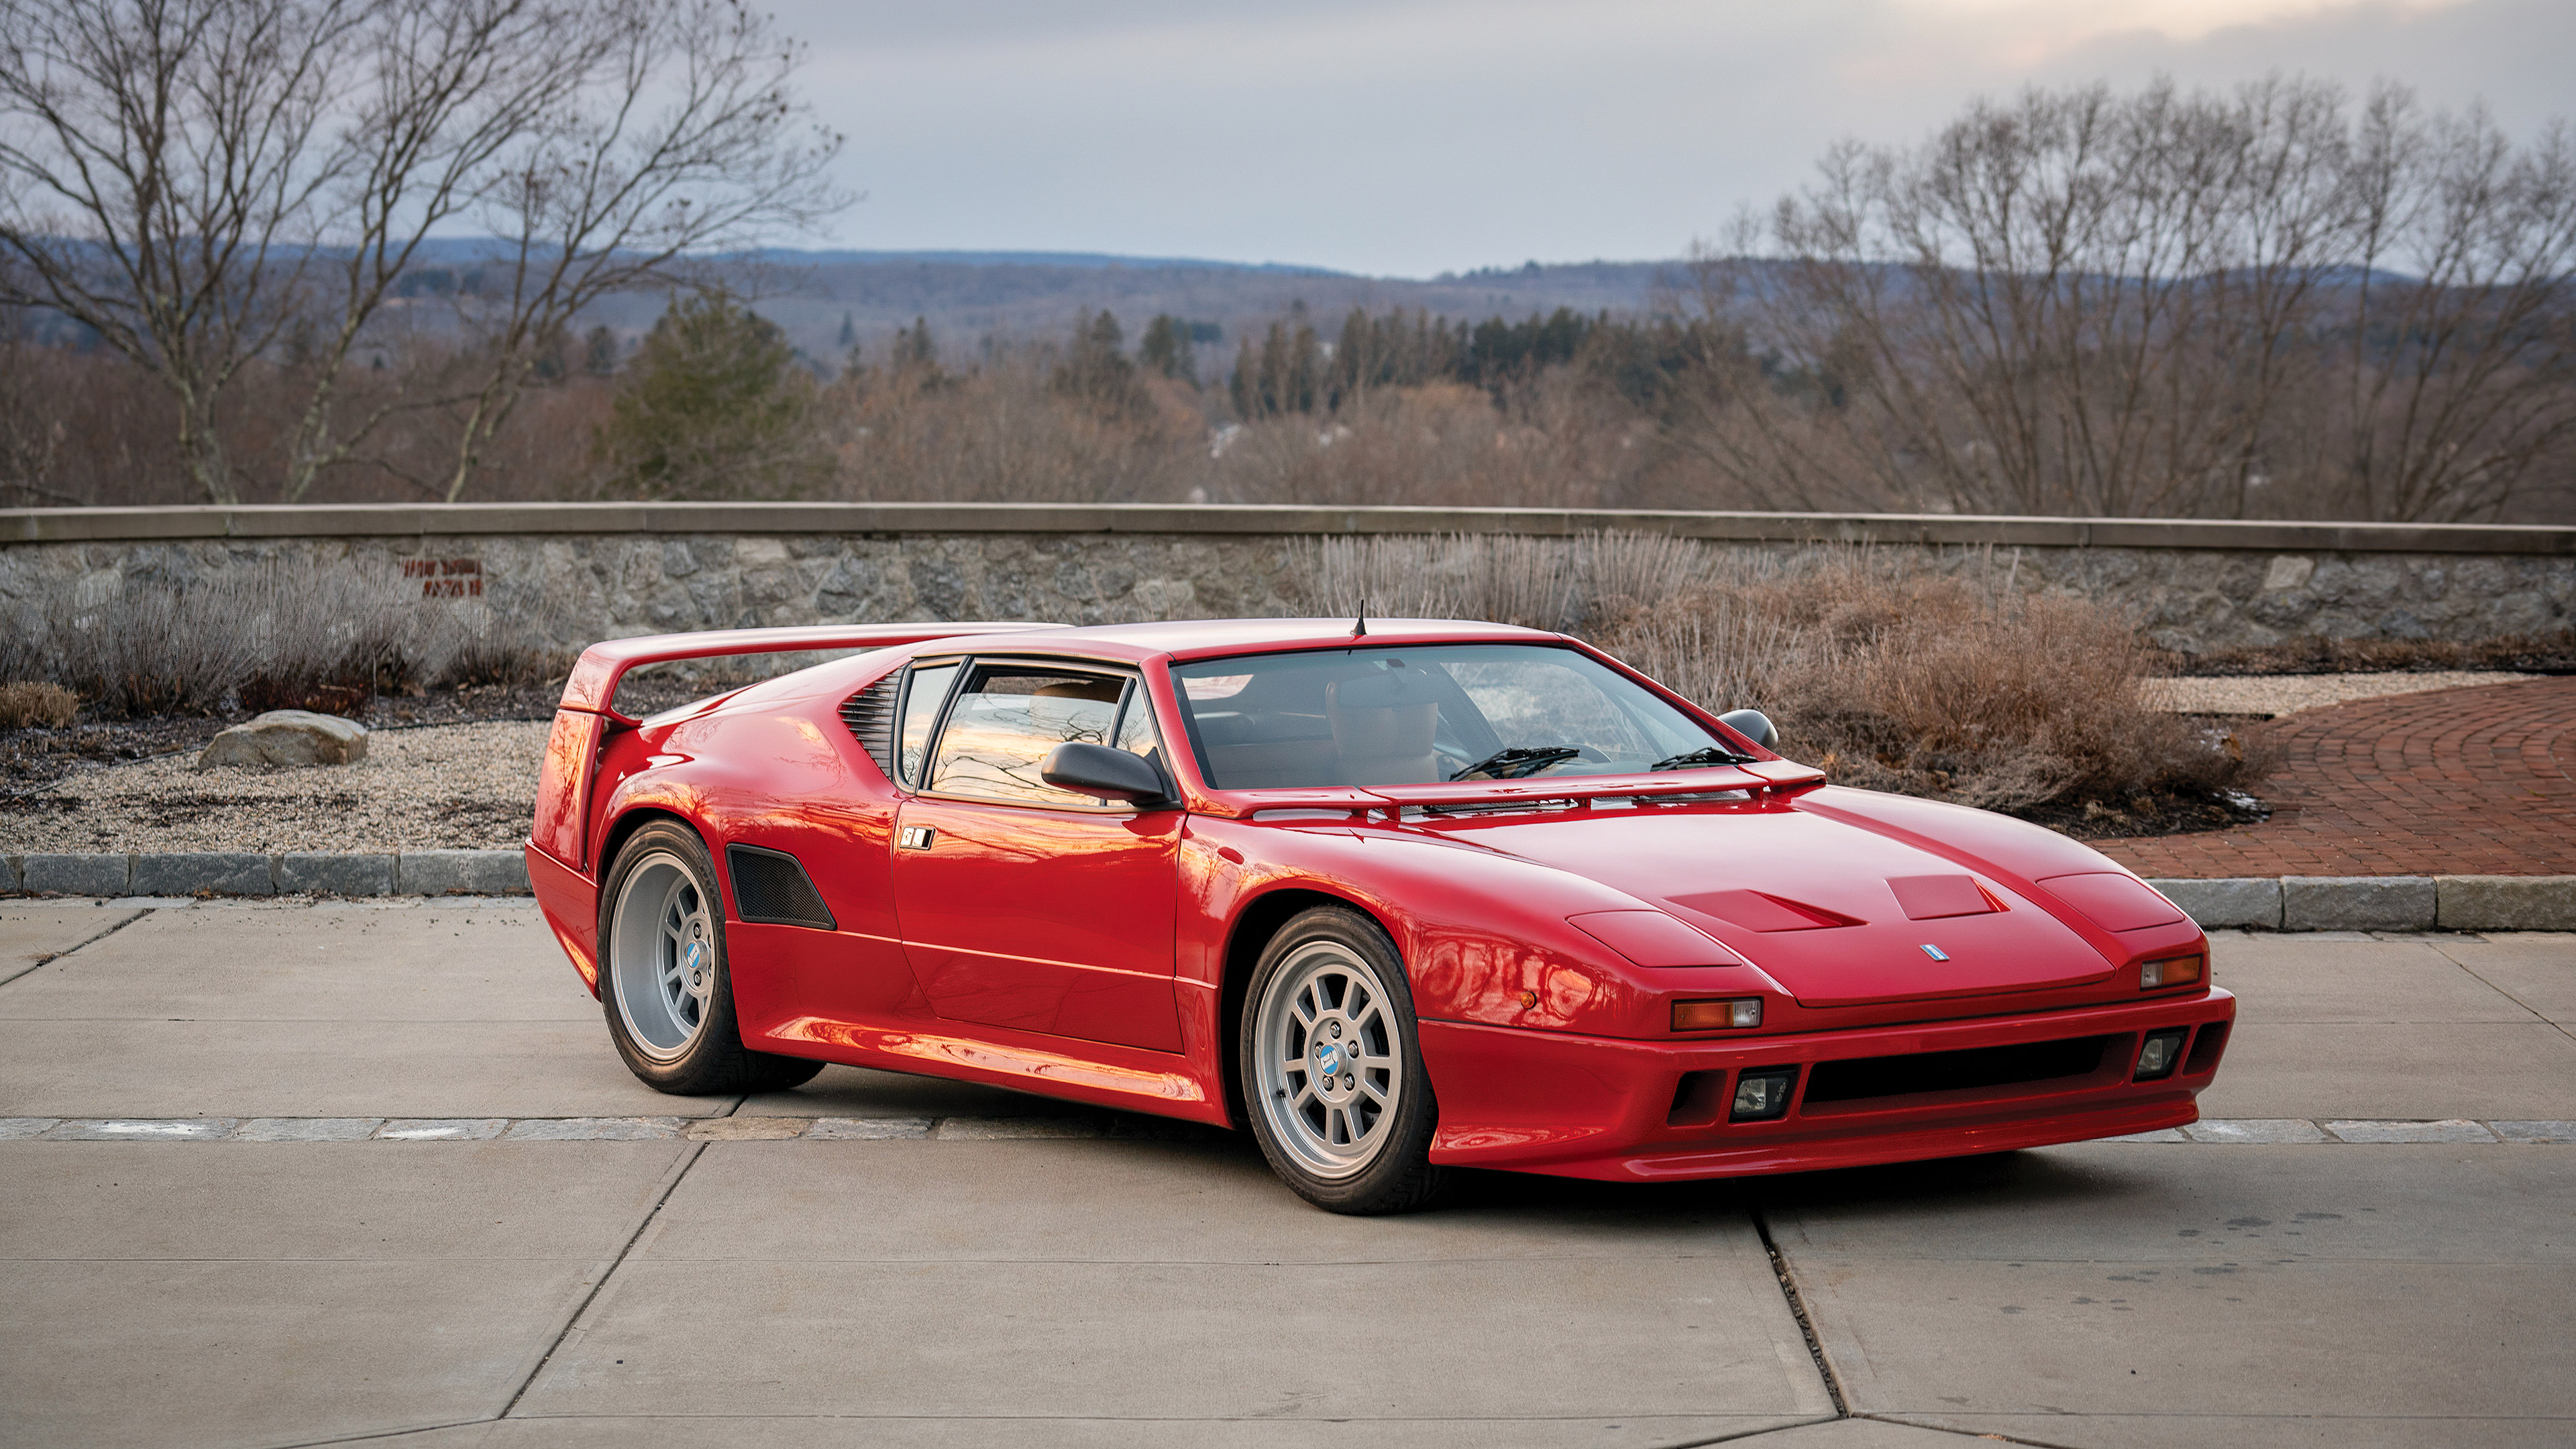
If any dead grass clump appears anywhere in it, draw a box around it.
[0,682,79,729]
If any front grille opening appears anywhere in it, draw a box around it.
[1803,1034,2114,1107]
[2184,1022,2231,1075]
[1667,1070,1729,1127]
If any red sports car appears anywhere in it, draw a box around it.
[527,618,2233,1214]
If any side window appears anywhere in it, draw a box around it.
[897,662,959,787]
[926,665,1128,806]
[1113,685,1163,766]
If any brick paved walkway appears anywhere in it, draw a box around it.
[2099,676,2576,879]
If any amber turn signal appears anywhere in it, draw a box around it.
[1673,998,1762,1031]
[2140,954,2204,989]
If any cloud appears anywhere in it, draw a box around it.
[773,0,2567,278]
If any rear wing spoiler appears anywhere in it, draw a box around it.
[557,621,1061,725]
[531,621,1058,874]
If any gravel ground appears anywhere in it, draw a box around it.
[2143,669,2540,718]
[1,720,549,853]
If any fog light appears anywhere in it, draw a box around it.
[2134,1028,2189,1081]
[1673,998,1762,1031]
[1730,1067,1796,1121]
[2141,955,2204,989]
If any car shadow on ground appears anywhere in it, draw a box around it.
[1091,1104,2146,1227]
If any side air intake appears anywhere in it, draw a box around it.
[840,670,901,780]
[725,845,837,930]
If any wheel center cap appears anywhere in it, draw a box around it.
[684,938,706,992]
[1313,1041,1345,1079]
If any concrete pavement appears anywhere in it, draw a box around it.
[0,901,2569,1448]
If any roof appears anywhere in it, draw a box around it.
[955,617,1564,663]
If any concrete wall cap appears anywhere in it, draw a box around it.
[5,502,2571,555]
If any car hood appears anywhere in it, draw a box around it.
[1399,790,2143,1008]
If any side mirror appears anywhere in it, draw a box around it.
[1041,741,1175,807]
[1717,708,1778,751]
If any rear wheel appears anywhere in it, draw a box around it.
[599,820,824,1096]
[1242,906,1444,1214]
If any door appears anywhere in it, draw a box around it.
[891,661,1184,1053]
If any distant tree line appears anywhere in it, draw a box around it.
[3,68,2569,523]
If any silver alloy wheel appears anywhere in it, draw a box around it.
[608,850,716,1063]
[1252,939,1404,1179]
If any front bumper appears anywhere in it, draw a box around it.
[1417,988,2235,1181]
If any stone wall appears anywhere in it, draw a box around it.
[2,502,2570,654]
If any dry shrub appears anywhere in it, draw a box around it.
[1599,563,2276,812]
[1296,533,2275,816]
[0,682,79,729]
[431,602,580,690]
[1301,529,1712,633]
[34,557,443,716]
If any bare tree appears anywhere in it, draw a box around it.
[2335,90,2576,521]
[0,0,845,504]
[1684,76,2576,522]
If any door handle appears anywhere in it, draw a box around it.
[898,825,936,850]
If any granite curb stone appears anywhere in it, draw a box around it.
[3,849,525,897]
[41,1118,238,1141]
[2145,877,2282,929]
[2436,875,2576,930]
[2283,875,2437,931]
[275,852,396,896]
[130,851,272,896]
[19,853,131,896]
[8,1114,2560,1144]
[9,854,2576,934]
[395,849,531,895]
[2323,1118,2498,1143]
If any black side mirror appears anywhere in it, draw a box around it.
[1717,708,1778,751]
[1041,741,1175,806]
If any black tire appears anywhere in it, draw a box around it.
[597,820,825,1096]
[1240,905,1445,1214]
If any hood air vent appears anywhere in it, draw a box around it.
[839,671,900,779]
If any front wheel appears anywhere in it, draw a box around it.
[598,820,824,1096]
[1242,906,1444,1214]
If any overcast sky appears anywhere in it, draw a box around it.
[771,0,2570,278]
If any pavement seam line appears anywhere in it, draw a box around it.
[1658,1414,1843,1447]
[2423,938,2576,1046]
[0,905,148,991]
[1751,1201,1849,1419]
[496,1138,709,1421]
[262,1415,495,1449]
[1867,1411,2095,1448]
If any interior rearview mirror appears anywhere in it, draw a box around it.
[1717,708,1778,751]
[1040,741,1174,806]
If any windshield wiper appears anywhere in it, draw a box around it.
[1451,746,1583,781]
[1650,745,1755,771]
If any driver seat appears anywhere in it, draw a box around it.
[1326,673,1442,786]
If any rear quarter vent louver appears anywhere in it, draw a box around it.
[839,672,900,780]
[725,845,837,931]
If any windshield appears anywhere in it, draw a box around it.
[1171,643,1731,790]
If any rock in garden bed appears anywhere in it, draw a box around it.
[199,710,371,768]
